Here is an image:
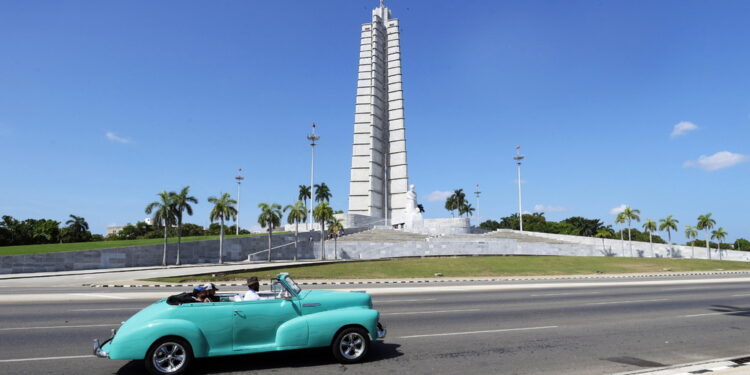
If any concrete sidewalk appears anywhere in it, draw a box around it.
[0,260,342,287]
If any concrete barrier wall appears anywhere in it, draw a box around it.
[0,228,368,274]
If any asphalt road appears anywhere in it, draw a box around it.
[3,279,750,375]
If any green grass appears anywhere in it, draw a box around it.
[0,233,287,256]
[146,256,750,283]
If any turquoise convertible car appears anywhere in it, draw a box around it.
[93,273,386,375]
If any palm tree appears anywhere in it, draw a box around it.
[298,185,311,206]
[454,189,467,217]
[314,183,332,203]
[444,195,457,217]
[145,191,176,266]
[684,225,698,258]
[595,228,613,253]
[460,203,476,217]
[642,219,657,257]
[284,200,307,261]
[614,212,626,255]
[170,186,198,266]
[208,193,237,264]
[258,203,283,262]
[620,207,641,257]
[697,213,716,260]
[327,216,344,260]
[65,214,89,242]
[313,202,335,260]
[711,227,728,260]
[658,215,679,256]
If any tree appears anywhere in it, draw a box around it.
[208,193,237,264]
[697,213,716,260]
[327,216,345,259]
[595,228,613,253]
[298,185,311,206]
[170,186,198,266]
[658,215,679,251]
[614,212,627,255]
[284,200,307,261]
[642,219,657,257]
[313,202,335,260]
[314,183,332,203]
[562,217,605,237]
[444,195,457,217]
[620,207,641,257]
[65,215,90,243]
[684,225,698,258]
[711,227,728,260]
[145,192,176,266]
[460,203,475,217]
[258,202,283,262]
[454,189,467,217]
[734,238,750,252]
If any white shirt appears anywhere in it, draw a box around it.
[243,290,260,301]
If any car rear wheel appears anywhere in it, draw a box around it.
[331,327,370,364]
[144,337,193,375]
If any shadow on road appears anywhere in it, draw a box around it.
[708,305,750,317]
[116,342,402,374]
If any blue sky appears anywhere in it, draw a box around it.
[1,0,748,243]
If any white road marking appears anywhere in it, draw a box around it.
[680,311,749,318]
[67,293,127,300]
[400,325,559,339]
[69,308,142,312]
[531,292,601,297]
[0,324,118,331]
[0,355,94,363]
[731,293,750,297]
[585,298,669,306]
[375,298,438,303]
[384,309,480,316]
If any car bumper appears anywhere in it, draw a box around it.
[377,322,386,339]
[93,338,111,358]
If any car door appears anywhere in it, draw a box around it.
[232,297,304,351]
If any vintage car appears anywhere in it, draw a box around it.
[93,273,386,375]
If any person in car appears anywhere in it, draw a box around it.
[243,276,261,301]
[203,283,220,302]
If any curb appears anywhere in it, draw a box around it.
[612,355,750,375]
[89,270,750,288]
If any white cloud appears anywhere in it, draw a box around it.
[683,151,748,171]
[106,131,130,143]
[533,204,569,213]
[609,204,627,215]
[426,190,452,202]
[670,121,698,138]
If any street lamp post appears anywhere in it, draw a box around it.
[474,184,481,225]
[513,146,525,232]
[235,169,244,236]
[306,123,321,258]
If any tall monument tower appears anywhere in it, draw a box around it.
[347,1,409,224]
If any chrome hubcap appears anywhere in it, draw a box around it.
[152,342,186,373]
[339,332,365,360]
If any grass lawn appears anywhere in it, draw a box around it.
[0,232,287,256]
[147,256,750,283]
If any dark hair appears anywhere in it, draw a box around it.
[247,276,259,291]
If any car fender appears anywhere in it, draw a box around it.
[300,307,379,348]
[107,319,210,360]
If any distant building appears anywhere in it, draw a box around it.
[106,225,124,235]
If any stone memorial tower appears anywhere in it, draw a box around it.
[347,1,409,224]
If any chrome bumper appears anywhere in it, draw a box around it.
[377,322,387,339]
[93,338,110,358]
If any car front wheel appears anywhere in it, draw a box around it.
[331,327,370,364]
[144,337,193,375]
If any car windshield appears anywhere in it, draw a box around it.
[285,276,302,294]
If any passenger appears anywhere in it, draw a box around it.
[192,285,208,302]
[243,276,261,301]
[203,283,220,302]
